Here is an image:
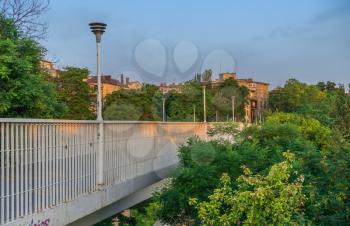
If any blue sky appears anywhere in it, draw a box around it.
[41,0,350,87]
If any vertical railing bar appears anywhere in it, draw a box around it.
[60,124,64,204]
[45,124,49,209]
[5,123,9,223]
[28,124,32,215]
[77,124,81,197]
[52,124,55,205]
[69,123,72,201]
[55,124,59,206]
[20,124,24,217]
[71,124,74,199]
[93,123,96,191]
[82,125,85,194]
[82,125,88,194]
[87,124,90,192]
[15,123,20,220]
[114,125,117,184]
[33,124,38,213]
[81,125,85,195]
[52,124,55,206]
[40,124,44,211]
[24,124,28,216]
[63,124,67,202]
[105,124,107,185]
[0,123,4,224]
[10,123,15,221]
[14,123,21,219]
[48,124,53,207]
[72,124,78,198]
[81,125,85,194]
[88,125,92,192]
[76,124,79,196]
[111,124,114,183]
[57,124,61,204]
[66,124,70,201]
[76,123,79,196]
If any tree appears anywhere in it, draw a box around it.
[0,0,49,39]
[103,84,162,121]
[201,69,212,83]
[0,16,65,118]
[269,78,350,138]
[190,152,306,226]
[56,67,94,120]
[167,79,203,122]
[214,78,249,121]
[152,113,350,225]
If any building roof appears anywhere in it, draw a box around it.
[237,78,269,85]
[87,75,120,86]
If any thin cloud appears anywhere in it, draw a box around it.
[254,2,350,41]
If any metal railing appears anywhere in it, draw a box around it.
[0,119,207,225]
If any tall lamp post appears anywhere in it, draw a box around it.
[89,22,107,185]
[89,22,107,121]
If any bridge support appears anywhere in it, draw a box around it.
[69,180,167,226]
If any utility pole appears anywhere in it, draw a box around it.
[162,96,166,122]
[203,85,207,122]
[89,22,107,185]
[231,96,235,122]
[193,105,196,122]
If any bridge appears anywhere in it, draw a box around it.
[0,119,207,226]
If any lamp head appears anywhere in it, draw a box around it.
[89,22,107,43]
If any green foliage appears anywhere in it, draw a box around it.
[131,201,161,226]
[102,74,249,122]
[201,69,212,82]
[166,77,249,122]
[154,138,237,225]
[265,112,332,152]
[56,67,94,120]
[213,78,249,121]
[152,113,350,225]
[207,122,240,137]
[269,78,350,138]
[103,84,162,121]
[190,152,306,226]
[0,16,65,118]
[166,79,203,121]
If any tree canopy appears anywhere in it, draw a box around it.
[0,15,65,118]
[56,67,94,120]
[269,78,350,137]
[151,113,350,225]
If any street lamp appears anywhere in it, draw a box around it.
[89,22,107,121]
[89,22,106,185]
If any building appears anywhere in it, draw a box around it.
[237,79,269,122]
[125,79,143,90]
[86,74,144,98]
[86,75,121,98]
[212,72,237,87]
[159,83,182,93]
[211,72,269,122]
[40,60,60,78]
